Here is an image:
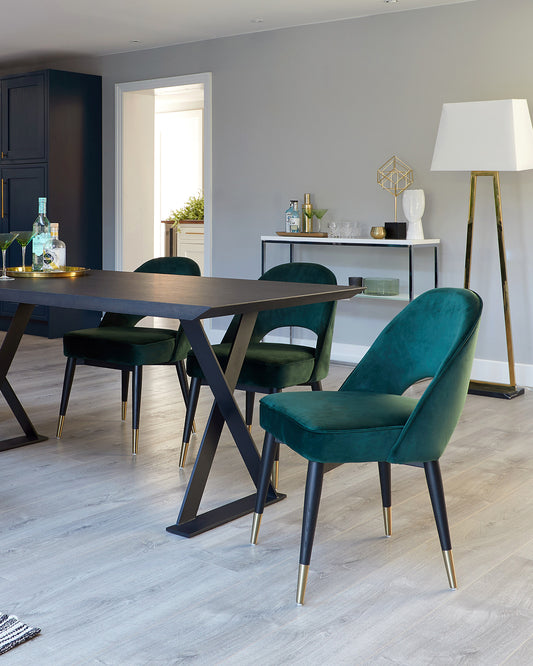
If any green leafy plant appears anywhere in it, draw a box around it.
[170,192,204,228]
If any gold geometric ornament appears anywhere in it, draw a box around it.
[377,155,414,221]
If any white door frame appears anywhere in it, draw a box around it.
[114,72,212,275]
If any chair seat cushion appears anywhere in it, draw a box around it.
[260,390,418,463]
[64,326,180,366]
[187,342,316,389]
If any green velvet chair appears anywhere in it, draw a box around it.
[179,262,338,477]
[56,256,201,454]
[251,287,483,605]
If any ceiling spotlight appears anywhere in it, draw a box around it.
[250,17,264,23]
[384,0,399,4]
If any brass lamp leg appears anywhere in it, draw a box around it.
[121,401,127,421]
[442,549,457,589]
[56,415,65,439]
[296,564,309,605]
[132,429,139,456]
[251,512,262,545]
[465,171,523,398]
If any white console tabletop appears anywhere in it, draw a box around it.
[261,235,441,301]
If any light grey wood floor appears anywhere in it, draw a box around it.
[2,333,533,664]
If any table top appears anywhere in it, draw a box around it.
[0,270,361,321]
[261,235,440,247]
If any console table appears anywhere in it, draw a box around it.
[261,236,440,301]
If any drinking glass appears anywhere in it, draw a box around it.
[0,232,19,280]
[15,230,36,271]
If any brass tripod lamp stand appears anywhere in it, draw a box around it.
[431,99,533,399]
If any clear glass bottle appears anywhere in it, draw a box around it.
[43,223,66,271]
[288,201,301,232]
[31,197,51,271]
[285,199,299,232]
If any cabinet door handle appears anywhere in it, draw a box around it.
[1,178,3,219]
[1,152,7,160]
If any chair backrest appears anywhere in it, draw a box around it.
[100,256,201,328]
[341,287,483,463]
[222,262,338,383]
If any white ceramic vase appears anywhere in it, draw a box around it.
[403,189,425,240]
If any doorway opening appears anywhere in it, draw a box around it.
[115,73,212,276]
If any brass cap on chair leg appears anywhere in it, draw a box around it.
[247,424,252,434]
[121,401,127,421]
[296,564,309,605]
[251,512,262,545]
[383,506,392,537]
[179,441,190,468]
[442,549,457,589]
[132,429,139,456]
[56,415,65,439]
[192,419,197,434]
[271,460,279,491]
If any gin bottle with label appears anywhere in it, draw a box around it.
[285,200,300,233]
[31,197,51,270]
[43,223,66,271]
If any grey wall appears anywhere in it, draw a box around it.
[9,0,533,375]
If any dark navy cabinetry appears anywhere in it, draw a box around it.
[0,69,102,337]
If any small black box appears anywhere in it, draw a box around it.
[384,222,407,239]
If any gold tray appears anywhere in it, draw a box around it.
[276,231,328,238]
[7,266,90,278]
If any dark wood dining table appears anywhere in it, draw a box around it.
[0,269,360,536]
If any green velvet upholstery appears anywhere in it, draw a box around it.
[186,262,338,387]
[260,287,482,464]
[63,256,200,365]
[58,256,201,453]
[253,288,483,602]
[180,262,338,468]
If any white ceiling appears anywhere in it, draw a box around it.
[2,0,475,65]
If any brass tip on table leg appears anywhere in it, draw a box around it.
[442,549,457,589]
[121,401,127,421]
[132,429,139,456]
[383,506,392,537]
[247,424,252,434]
[179,441,189,468]
[56,415,65,439]
[296,564,309,606]
[251,512,262,544]
[271,460,279,491]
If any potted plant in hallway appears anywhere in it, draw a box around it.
[169,192,204,230]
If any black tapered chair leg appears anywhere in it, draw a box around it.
[297,460,325,605]
[311,381,322,391]
[179,375,201,468]
[131,366,142,455]
[378,461,392,536]
[121,369,129,421]
[424,460,457,589]
[56,357,77,438]
[250,431,278,545]
[245,391,255,433]
[176,360,195,434]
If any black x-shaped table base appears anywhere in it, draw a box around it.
[166,312,284,537]
[0,303,48,452]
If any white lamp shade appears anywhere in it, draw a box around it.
[431,99,533,172]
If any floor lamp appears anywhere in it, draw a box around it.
[431,99,533,399]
